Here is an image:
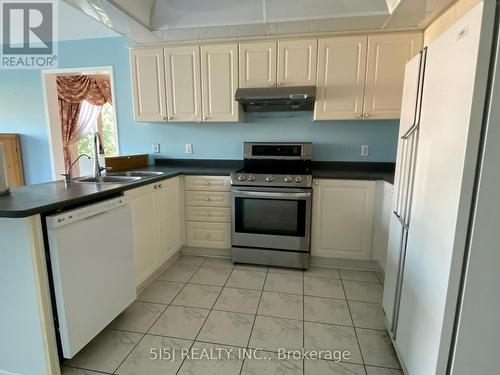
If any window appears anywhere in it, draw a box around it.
[76,102,118,157]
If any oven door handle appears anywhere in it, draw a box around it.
[231,190,311,199]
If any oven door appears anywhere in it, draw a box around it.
[231,187,311,252]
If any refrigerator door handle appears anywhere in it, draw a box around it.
[394,211,409,229]
[401,123,420,140]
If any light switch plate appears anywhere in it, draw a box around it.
[185,144,193,154]
[361,145,369,156]
[152,143,160,153]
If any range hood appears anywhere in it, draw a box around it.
[235,86,316,112]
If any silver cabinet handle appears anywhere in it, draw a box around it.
[277,82,283,86]
[205,197,210,201]
[204,181,210,185]
[168,116,173,120]
[161,116,167,120]
[231,190,311,199]
[206,233,212,239]
[205,212,210,217]
[204,116,210,121]
[356,114,361,119]
[364,113,369,118]
[269,82,275,86]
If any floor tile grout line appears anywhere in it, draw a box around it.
[62,364,113,374]
[239,267,269,375]
[111,331,147,374]
[111,266,196,375]
[115,260,206,374]
[173,256,219,375]
[340,276,367,369]
[183,263,243,375]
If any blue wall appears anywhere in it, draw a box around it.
[0,36,399,185]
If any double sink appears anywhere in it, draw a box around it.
[76,171,164,184]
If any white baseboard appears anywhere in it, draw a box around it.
[181,246,231,258]
[180,247,382,272]
[136,250,181,293]
[310,256,382,271]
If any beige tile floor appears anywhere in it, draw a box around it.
[62,255,401,375]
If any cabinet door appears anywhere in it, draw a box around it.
[277,39,317,86]
[311,179,375,260]
[0,134,24,186]
[125,184,159,287]
[239,41,277,88]
[201,44,240,122]
[164,46,202,122]
[364,32,423,119]
[314,36,368,120]
[130,48,167,122]
[156,178,182,264]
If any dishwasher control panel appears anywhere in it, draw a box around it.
[46,196,128,229]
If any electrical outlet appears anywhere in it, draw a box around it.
[152,143,160,153]
[361,144,369,156]
[185,144,193,154]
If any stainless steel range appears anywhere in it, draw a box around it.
[231,142,312,269]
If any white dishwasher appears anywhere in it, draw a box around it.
[46,196,136,359]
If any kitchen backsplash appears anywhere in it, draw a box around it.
[123,112,399,163]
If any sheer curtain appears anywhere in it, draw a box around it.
[67,100,102,176]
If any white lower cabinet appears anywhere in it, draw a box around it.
[186,206,231,223]
[156,178,182,264]
[185,175,231,249]
[186,222,231,249]
[126,177,182,287]
[311,179,375,260]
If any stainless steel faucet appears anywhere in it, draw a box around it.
[61,154,91,183]
[93,132,106,177]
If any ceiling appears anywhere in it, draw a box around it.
[64,0,456,44]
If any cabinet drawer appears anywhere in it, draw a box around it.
[185,176,231,191]
[186,222,231,249]
[185,191,230,207]
[186,206,231,223]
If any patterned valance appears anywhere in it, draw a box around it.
[57,75,112,106]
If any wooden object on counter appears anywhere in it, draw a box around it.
[105,154,149,172]
[0,133,24,187]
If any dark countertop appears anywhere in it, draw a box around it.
[312,161,395,184]
[0,159,394,218]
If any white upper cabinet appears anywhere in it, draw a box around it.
[201,44,240,122]
[311,179,375,260]
[314,36,368,120]
[239,41,277,88]
[239,39,317,88]
[364,32,423,119]
[164,46,202,122]
[277,39,317,86]
[130,48,167,122]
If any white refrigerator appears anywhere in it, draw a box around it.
[382,2,497,374]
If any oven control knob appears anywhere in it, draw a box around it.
[247,175,256,182]
[265,175,274,182]
[284,176,293,183]
[237,174,246,181]
[294,176,304,183]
